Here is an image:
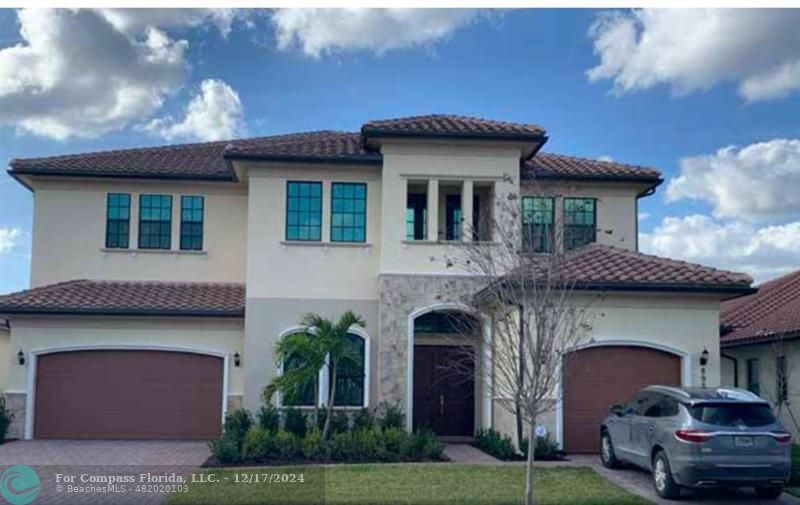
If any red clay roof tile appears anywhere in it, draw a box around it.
[721,270,800,346]
[0,280,245,317]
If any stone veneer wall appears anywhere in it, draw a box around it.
[377,274,488,408]
[3,392,26,440]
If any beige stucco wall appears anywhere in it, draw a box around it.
[379,140,522,275]
[240,163,382,301]
[0,327,8,392]
[492,292,722,448]
[521,180,649,251]
[721,340,800,440]
[29,178,247,287]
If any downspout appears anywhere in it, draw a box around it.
[721,352,739,388]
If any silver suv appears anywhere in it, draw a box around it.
[600,386,792,500]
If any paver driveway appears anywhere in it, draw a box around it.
[583,457,799,505]
[0,440,210,505]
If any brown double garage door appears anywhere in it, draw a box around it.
[35,350,223,440]
[563,345,681,454]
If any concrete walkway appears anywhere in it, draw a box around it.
[443,444,502,463]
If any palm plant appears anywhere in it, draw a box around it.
[264,310,365,440]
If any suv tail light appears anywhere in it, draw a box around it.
[675,429,714,443]
[773,432,792,444]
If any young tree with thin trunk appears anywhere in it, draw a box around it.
[442,177,595,505]
[264,311,366,441]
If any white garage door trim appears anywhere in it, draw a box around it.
[24,344,230,440]
[555,339,691,449]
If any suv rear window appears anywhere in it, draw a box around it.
[688,402,777,427]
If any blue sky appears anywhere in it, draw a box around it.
[1,8,798,294]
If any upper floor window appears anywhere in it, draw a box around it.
[105,193,130,249]
[521,197,554,253]
[180,196,204,251]
[138,194,172,250]
[331,183,366,243]
[746,358,760,396]
[563,198,596,251]
[286,181,322,241]
[406,192,427,241]
[445,194,462,241]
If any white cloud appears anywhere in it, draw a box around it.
[596,155,614,162]
[640,215,800,283]
[0,9,188,139]
[666,139,800,221]
[0,227,23,254]
[637,212,651,221]
[142,79,244,141]
[95,9,244,37]
[587,9,800,101]
[272,8,479,57]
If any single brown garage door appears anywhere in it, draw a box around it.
[35,350,223,439]
[563,346,680,454]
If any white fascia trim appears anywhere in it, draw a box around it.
[24,344,231,440]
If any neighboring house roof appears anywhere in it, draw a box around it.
[8,114,660,187]
[361,114,546,140]
[0,280,245,317]
[720,269,800,347]
[476,244,754,302]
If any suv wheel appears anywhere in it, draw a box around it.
[652,451,681,500]
[754,485,783,500]
[600,430,620,469]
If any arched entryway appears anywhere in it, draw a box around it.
[407,306,482,437]
[562,344,683,453]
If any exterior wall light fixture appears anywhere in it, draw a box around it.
[17,350,25,366]
[234,352,241,367]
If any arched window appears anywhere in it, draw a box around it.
[277,326,369,409]
[332,332,366,407]
[282,351,317,407]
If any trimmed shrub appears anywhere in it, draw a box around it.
[532,434,565,461]
[352,408,375,432]
[242,426,272,461]
[474,428,518,460]
[223,409,252,449]
[210,432,242,463]
[302,428,327,460]
[207,404,446,466]
[273,430,301,460]
[378,403,405,430]
[284,408,308,439]
[257,405,280,433]
[382,427,406,460]
[0,397,13,442]
[330,410,350,434]
[415,429,445,460]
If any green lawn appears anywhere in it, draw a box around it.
[165,464,648,505]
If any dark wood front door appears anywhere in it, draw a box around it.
[412,346,474,436]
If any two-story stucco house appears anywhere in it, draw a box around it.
[0,115,754,453]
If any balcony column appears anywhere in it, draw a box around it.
[461,179,474,242]
[427,179,439,241]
